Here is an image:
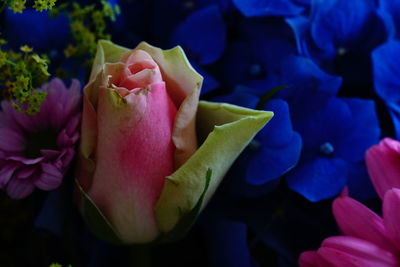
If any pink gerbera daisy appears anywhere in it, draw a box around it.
[299,138,400,267]
[0,78,81,199]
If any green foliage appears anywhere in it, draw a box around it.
[0,42,50,114]
[1,0,57,13]
[49,263,72,267]
[6,0,26,13]
[32,0,57,12]
[51,0,120,62]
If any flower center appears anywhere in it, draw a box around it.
[337,47,347,56]
[24,129,58,159]
[249,139,261,151]
[248,63,264,77]
[320,142,334,156]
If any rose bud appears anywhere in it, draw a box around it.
[76,40,273,244]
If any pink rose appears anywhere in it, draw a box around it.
[76,40,272,244]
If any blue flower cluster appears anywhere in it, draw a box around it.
[2,0,398,266]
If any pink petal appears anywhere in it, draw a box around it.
[299,251,322,267]
[44,78,81,131]
[58,148,75,169]
[40,149,61,159]
[365,138,400,199]
[333,195,394,251]
[14,166,38,179]
[119,50,162,89]
[0,128,25,152]
[0,101,21,130]
[85,81,177,243]
[119,69,161,90]
[34,163,63,190]
[65,113,81,138]
[6,178,35,199]
[6,155,43,165]
[319,236,397,267]
[383,188,400,251]
[0,163,18,187]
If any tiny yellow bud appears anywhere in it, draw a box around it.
[20,45,33,53]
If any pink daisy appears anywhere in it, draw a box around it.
[0,78,81,199]
[299,138,400,267]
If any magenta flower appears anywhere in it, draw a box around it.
[366,138,400,199]
[0,78,81,199]
[299,138,400,267]
[300,192,400,267]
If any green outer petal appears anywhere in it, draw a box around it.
[135,42,202,106]
[155,101,273,234]
[75,180,122,244]
[90,40,129,81]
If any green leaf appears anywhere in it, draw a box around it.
[89,40,129,81]
[256,85,287,110]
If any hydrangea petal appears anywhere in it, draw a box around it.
[311,0,377,54]
[335,98,380,162]
[246,132,301,185]
[379,0,400,38]
[233,0,304,17]
[287,158,348,201]
[4,9,69,51]
[171,5,226,65]
[372,40,400,103]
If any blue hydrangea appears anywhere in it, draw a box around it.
[214,87,302,197]
[287,0,386,88]
[379,0,400,39]
[4,9,70,52]
[286,96,380,201]
[169,5,226,93]
[372,39,400,139]
[232,0,307,17]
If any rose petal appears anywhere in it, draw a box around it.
[84,81,177,243]
[119,69,159,90]
[135,42,203,167]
